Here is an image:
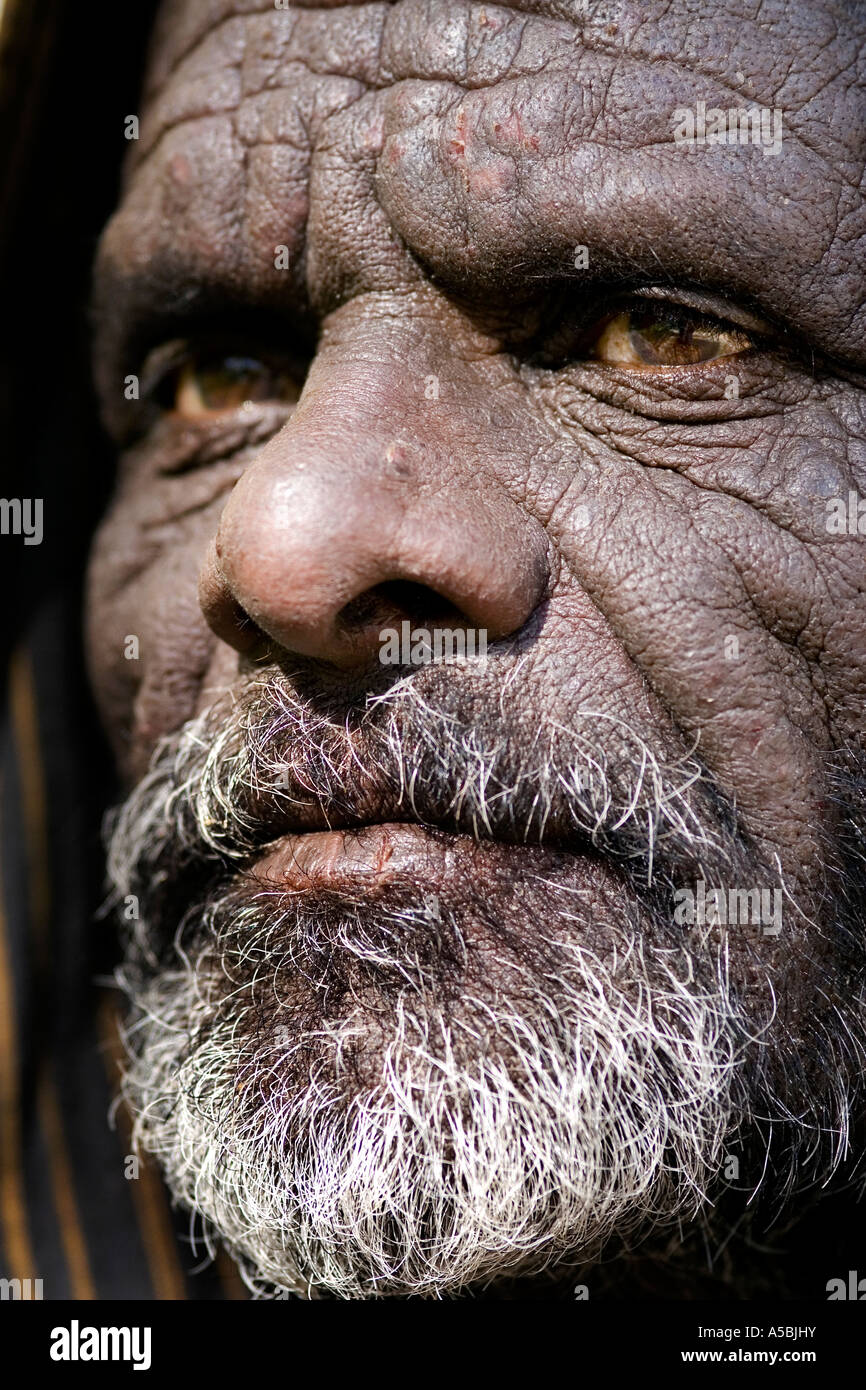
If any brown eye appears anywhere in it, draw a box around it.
[173,354,302,417]
[588,306,752,368]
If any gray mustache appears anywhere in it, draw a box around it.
[107,668,746,911]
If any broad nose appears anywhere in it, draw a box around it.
[199,351,550,670]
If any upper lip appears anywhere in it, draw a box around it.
[247,783,601,862]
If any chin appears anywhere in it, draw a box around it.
[117,884,741,1298]
[105,673,866,1299]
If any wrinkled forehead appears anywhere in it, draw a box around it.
[97,0,865,370]
[140,0,862,108]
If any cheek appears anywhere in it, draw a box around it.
[85,492,226,781]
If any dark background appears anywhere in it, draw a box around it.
[0,0,158,672]
[0,1,161,993]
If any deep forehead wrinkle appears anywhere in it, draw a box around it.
[143,0,862,98]
[133,0,865,174]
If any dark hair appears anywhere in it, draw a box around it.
[0,0,158,666]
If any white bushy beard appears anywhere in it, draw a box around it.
[119,893,741,1299]
[106,673,866,1299]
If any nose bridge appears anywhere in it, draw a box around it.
[201,308,550,667]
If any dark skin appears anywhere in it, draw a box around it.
[86,0,865,1291]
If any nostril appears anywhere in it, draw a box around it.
[377,579,468,626]
[337,579,466,635]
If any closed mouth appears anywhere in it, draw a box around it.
[248,818,616,898]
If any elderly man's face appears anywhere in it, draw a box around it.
[86,0,866,1297]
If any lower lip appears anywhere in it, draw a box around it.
[249,821,613,901]
[252,822,466,892]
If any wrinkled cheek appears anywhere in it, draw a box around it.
[85,499,223,782]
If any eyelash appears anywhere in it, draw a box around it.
[135,339,306,412]
[524,293,765,371]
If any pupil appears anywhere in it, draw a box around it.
[202,357,266,405]
[629,312,714,365]
[222,356,263,378]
